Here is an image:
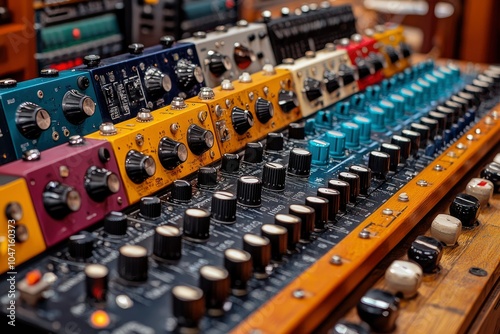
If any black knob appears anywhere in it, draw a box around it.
[243,142,263,163]
[391,135,411,162]
[338,172,360,202]
[356,59,372,79]
[305,196,329,231]
[237,176,262,207]
[103,211,128,236]
[207,51,232,77]
[368,151,390,180]
[262,162,286,191]
[303,77,322,101]
[441,101,460,120]
[420,117,439,138]
[175,59,204,91]
[153,225,182,262]
[410,123,430,147]
[408,235,443,273]
[481,162,500,193]
[400,42,412,58]
[348,165,372,195]
[211,191,237,223]
[183,208,211,243]
[221,153,240,173]
[172,285,205,332]
[233,43,254,70]
[144,67,172,96]
[385,45,400,64]
[61,90,96,125]
[287,148,312,177]
[128,43,144,55]
[357,289,400,333]
[125,150,156,184]
[85,264,108,303]
[324,70,340,93]
[139,196,161,219]
[332,321,370,334]
[289,204,315,243]
[83,55,101,68]
[265,132,284,151]
[255,97,274,123]
[380,143,401,172]
[243,233,271,279]
[327,179,350,212]
[450,95,468,117]
[401,129,421,158]
[274,214,301,252]
[278,90,299,113]
[43,181,81,219]
[428,111,448,132]
[317,187,340,221]
[199,265,230,317]
[224,248,252,296]
[261,224,287,263]
[369,53,385,72]
[160,35,175,48]
[118,244,149,282]
[449,193,481,227]
[231,107,254,135]
[171,180,192,203]
[340,64,356,85]
[84,166,120,202]
[16,102,51,139]
[68,231,95,260]
[197,166,217,188]
[187,124,214,156]
[158,137,188,170]
[288,122,305,140]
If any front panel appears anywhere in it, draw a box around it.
[0,139,128,247]
[77,42,204,123]
[180,21,276,88]
[0,71,103,166]
[0,176,45,274]
[87,102,221,204]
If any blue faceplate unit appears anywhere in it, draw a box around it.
[0,70,103,166]
[76,42,205,123]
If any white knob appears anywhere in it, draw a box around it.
[466,178,493,208]
[431,213,462,246]
[385,260,423,299]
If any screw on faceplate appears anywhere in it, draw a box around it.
[382,208,393,215]
[433,165,444,171]
[398,193,409,202]
[416,179,428,187]
[330,255,343,265]
[292,289,306,299]
[469,267,488,277]
[359,229,370,239]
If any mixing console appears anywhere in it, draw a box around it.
[0,70,103,166]
[1,59,499,333]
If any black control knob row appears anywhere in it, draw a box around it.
[232,107,254,135]
[244,142,263,163]
[243,233,271,279]
[237,176,262,207]
[224,248,252,296]
[197,167,217,188]
[118,244,149,282]
[289,204,315,243]
[211,191,237,223]
[172,285,205,333]
[221,153,240,173]
[103,211,128,236]
[262,162,286,191]
[338,172,360,202]
[68,231,95,260]
[266,132,284,151]
[171,180,192,203]
[183,208,211,243]
[317,187,340,221]
[261,224,288,263]
[139,196,161,219]
[255,98,274,123]
[199,265,230,317]
[154,225,182,262]
[287,148,312,177]
[348,165,371,195]
[62,90,96,124]
[368,151,390,180]
[305,196,329,231]
[328,179,350,212]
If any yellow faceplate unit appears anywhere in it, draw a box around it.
[369,24,411,77]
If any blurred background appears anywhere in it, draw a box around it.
[1,0,498,82]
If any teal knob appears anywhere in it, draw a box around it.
[325,130,346,158]
[409,83,424,107]
[416,78,431,102]
[350,94,365,110]
[381,77,397,95]
[437,66,454,86]
[399,88,415,113]
[403,67,414,82]
[389,94,405,119]
[315,110,333,128]
[305,118,316,135]
[340,122,360,149]
[368,106,385,131]
[353,116,372,142]
[308,139,330,165]
[378,100,395,125]
[365,85,380,102]
[335,101,351,119]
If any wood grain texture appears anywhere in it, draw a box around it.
[232,107,500,334]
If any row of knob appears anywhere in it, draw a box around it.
[332,163,499,333]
